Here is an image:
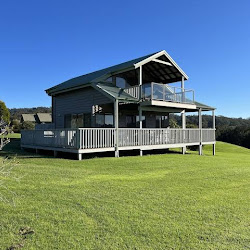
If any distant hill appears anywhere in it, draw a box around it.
[9,107,51,120]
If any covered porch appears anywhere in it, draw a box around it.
[21,100,216,160]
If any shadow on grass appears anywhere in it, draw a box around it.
[0,139,190,160]
[0,139,53,159]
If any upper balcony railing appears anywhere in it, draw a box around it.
[124,82,195,104]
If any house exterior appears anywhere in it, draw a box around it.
[21,50,216,159]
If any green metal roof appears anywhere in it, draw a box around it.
[94,82,139,102]
[46,52,157,96]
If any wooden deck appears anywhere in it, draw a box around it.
[21,128,216,159]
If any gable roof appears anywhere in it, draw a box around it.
[46,50,188,96]
[21,114,36,122]
[36,113,52,123]
[21,113,52,123]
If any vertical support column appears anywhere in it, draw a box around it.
[139,106,143,156]
[182,109,186,154]
[54,151,58,158]
[181,76,185,103]
[78,153,82,161]
[114,99,119,157]
[139,66,143,156]
[139,65,142,99]
[212,110,216,156]
[198,108,203,155]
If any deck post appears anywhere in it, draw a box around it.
[199,108,203,155]
[54,151,58,158]
[181,76,185,103]
[114,99,119,157]
[139,105,143,156]
[212,110,216,156]
[139,66,143,156]
[139,65,142,99]
[182,110,186,154]
[78,153,82,161]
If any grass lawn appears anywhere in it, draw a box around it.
[0,140,250,249]
[0,133,21,139]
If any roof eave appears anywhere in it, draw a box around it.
[45,83,92,96]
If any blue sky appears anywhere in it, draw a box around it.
[0,0,249,118]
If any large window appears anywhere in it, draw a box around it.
[64,113,91,128]
[156,116,169,128]
[95,114,114,127]
[126,115,145,128]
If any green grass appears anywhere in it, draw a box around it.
[0,133,21,139]
[0,140,250,249]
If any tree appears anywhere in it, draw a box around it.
[21,121,35,130]
[0,101,10,123]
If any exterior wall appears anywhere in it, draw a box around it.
[53,87,112,128]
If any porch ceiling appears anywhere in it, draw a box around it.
[140,100,215,112]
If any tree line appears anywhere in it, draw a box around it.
[172,114,250,149]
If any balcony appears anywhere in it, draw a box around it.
[124,82,195,104]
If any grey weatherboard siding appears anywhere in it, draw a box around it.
[52,87,112,128]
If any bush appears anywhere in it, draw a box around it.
[21,121,35,130]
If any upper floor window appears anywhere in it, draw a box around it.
[116,77,131,89]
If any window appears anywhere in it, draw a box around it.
[64,113,92,128]
[95,114,114,127]
[136,115,146,128]
[84,113,91,127]
[64,114,71,128]
[126,115,145,128]
[105,114,113,127]
[96,114,105,127]
[126,115,136,128]
[116,77,131,89]
[156,116,169,128]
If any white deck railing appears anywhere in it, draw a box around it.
[21,128,215,151]
[123,83,195,104]
[124,86,140,99]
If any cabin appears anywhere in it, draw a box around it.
[21,113,52,124]
[21,50,216,160]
